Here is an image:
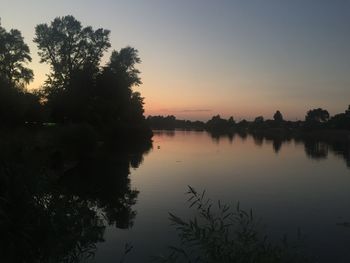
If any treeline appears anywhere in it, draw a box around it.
[0,16,151,142]
[147,106,350,132]
[146,115,206,130]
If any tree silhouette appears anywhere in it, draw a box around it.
[206,115,235,132]
[34,15,110,90]
[107,47,142,87]
[254,116,264,123]
[345,105,350,117]
[273,110,283,123]
[34,16,111,123]
[305,108,329,123]
[32,16,151,137]
[328,105,350,130]
[228,116,236,126]
[92,47,147,130]
[0,21,42,126]
[0,20,33,87]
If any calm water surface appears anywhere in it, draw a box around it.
[95,130,350,262]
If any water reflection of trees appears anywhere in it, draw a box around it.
[0,130,151,262]
[152,130,175,137]
[208,130,350,168]
[303,140,329,160]
[209,131,236,144]
[331,141,350,167]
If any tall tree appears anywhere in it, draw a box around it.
[346,105,350,117]
[273,110,283,122]
[93,47,144,126]
[0,21,41,126]
[0,20,33,87]
[34,16,110,123]
[305,108,329,123]
[34,15,111,90]
[107,47,142,88]
[254,116,264,123]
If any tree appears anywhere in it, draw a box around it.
[228,116,236,127]
[0,20,33,87]
[305,108,329,123]
[32,16,150,136]
[34,16,110,123]
[0,21,41,126]
[328,105,350,130]
[34,15,111,90]
[254,116,264,123]
[129,91,145,122]
[107,47,142,88]
[93,47,144,127]
[273,110,283,122]
[345,105,350,117]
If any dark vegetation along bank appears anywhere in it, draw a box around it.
[0,16,153,262]
[147,107,350,140]
[155,186,311,263]
[0,15,152,143]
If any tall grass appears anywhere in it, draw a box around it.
[155,186,311,263]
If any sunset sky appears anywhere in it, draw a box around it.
[1,0,349,121]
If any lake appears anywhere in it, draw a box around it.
[93,130,350,262]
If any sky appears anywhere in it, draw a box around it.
[1,0,349,121]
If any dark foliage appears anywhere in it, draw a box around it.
[273,110,283,123]
[206,115,236,132]
[156,186,310,263]
[0,17,151,143]
[0,22,42,127]
[147,115,206,131]
[304,108,330,130]
[34,15,110,90]
[0,21,33,86]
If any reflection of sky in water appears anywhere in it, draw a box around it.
[95,131,350,262]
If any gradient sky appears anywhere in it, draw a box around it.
[1,0,349,120]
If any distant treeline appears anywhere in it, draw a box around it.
[147,115,206,130]
[0,16,151,142]
[147,107,350,132]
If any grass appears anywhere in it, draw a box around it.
[155,186,311,263]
